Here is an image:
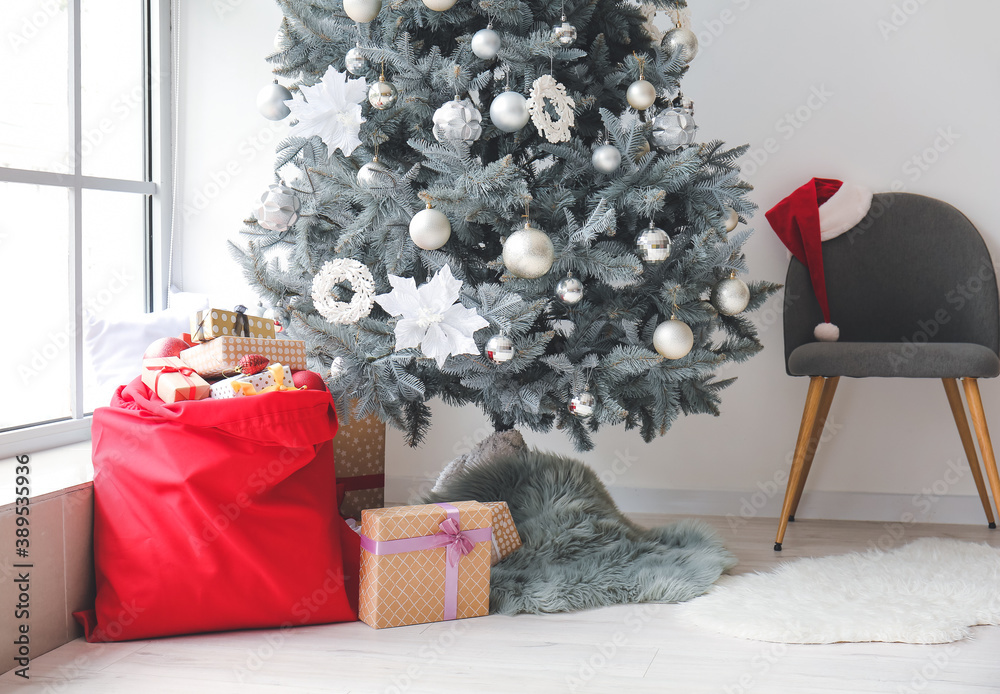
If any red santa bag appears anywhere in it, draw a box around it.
[73,377,360,642]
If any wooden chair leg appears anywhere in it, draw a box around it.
[775,376,826,551]
[788,376,839,522]
[962,378,1000,528]
[943,378,996,527]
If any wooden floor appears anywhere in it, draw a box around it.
[5,515,1000,693]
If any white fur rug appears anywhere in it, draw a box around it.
[678,538,1000,644]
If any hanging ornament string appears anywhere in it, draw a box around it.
[626,53,657,111]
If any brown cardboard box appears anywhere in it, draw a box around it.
[334,414,386,520]
[141,357,210,403]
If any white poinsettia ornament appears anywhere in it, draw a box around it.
[375,265,489,368]
[288,65,367,156]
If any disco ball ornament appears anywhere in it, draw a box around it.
[552,16,578,46]
[663,26,699,63]
[626,79,656,110]
[490,90,530,132]
[723,206,739,232]
[345,46,366,75]
[409,205,451,250]
[591,144,621,173]
[485,334,515,363]
[343,0,382,23]
[256,81,292,121]
[422,0,457,10]
[254,183,300,232]
[433,98,483,145]
[556,275,584,304]
[368,77,397,109]
[711,276,751,316]
[650,107,698,152]
[568,390,595,418]
[653,318,694,359]
[471,25,501,60]
[636,222,671,263]
[357,158,396,188]
[503,222,555,279]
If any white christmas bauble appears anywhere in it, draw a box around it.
[636,224,671,263]
[357,159,396,188]
[568,391,595,418]
[422,0,456,10]
[591,144,621,173]
[485,334,515,363]
[723,206,739,232]
[653,319,694,359]
[345,47,366,75]
[343,0,382,23]
[503,224,555,279]
[254,183,300,232]
[433,98,483,144]
[663,26,699,63]
[409,207,452,250]
[626,79,657,110]
[490,91,530,132]
[368,79,397,109]
[471,27,501,60]
[257,81,292,121]
[711,277,750,316]
[556,276,584,304]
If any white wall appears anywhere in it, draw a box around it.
[178,0,1000,523]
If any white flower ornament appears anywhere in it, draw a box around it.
[288,65,367,156]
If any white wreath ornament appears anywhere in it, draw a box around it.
[528,74,576,143]
[311,258,376,325]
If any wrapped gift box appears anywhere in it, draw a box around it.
[141,357,210,403]
[180,336,307,378]
[359,501,492,629]
[209,363,295,399]
[334,414,386,520]
[191,308,275,342]
[483,501,522,565]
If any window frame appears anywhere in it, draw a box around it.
[0,0,172,458]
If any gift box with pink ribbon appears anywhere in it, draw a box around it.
[140,356,210,403]
[358,501,492,629]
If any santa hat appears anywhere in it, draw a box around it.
[765,178,873,342]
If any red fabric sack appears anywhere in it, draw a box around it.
[74,377,360,641]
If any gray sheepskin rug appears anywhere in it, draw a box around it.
[421,449,736,615]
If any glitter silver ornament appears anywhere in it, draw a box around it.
[552,16,578,46]
[723,206,739,232]
[591,144,622,173]
[626,79,657,110]
[471,25,501,60]
[636,222,671,263]
[711,276,750,316]
[490,90,530,133]
[422,0,457,10]
[368,77,397,109]
[653,318,694,359]
[254,183,300,232]
[568,390,595,418]
[663,26,699,63]
[485,334,515,363]
[433,98,483,145]
[357,158,396,188]
[345,46,366,75]
[409,205,451,250]
[556,275,584,304]
[343,0,382,23]
[650,107,698,152]
[256,81,292,121]
[503,222,555,279]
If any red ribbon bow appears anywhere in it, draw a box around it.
[151,364,199,401]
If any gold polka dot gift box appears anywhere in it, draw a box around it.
[190,308,276,342]
[179,336,307,378]
[358,501,492,629]
[334,414,386,521]
[482,501,522,565]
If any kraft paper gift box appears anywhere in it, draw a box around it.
[334,414,386,520]
[191,307,275,342]
[482,501,522,565]
[141,357,211,403]
[359,501,492,629]
[208,363,295,399]
[179,336,307,378]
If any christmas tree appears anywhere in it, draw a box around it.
[234,0,779,450]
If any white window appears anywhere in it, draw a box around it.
[0,0,171,457]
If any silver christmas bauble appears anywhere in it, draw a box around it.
[409,206,451,250]
[636,223,671,263]
[433,98,483,145]
[368,78,397,109]
[653,319,694,359]
[552,19,578,46]
[345,47,367,75]
[503,223,555,279]
[357,159,396,188]
[485,334,515,363]
[489,91,530,133]
[626,79,657,110]
[663,26,699,63]
[256,81,292,121]
[650,108,698,151]
[254,183,300,232]
[556,276,584,304]
[568,391,595,418]
[711,277,750,316]
[723,206,739,232]
[471,26,501,60]
[591,144,622,173]
[343,0,382,23]
[422,0,457,10]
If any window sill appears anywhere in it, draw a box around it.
[0,441,94,508]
